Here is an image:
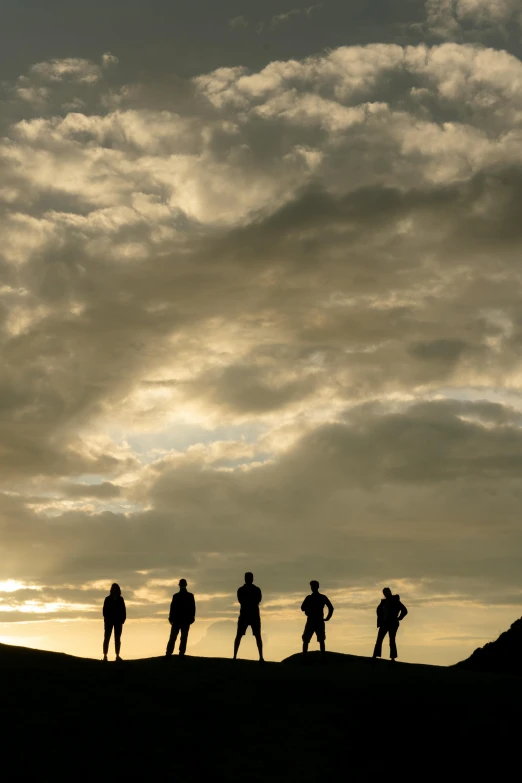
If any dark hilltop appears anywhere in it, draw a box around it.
[456,615,522,676]
[1,639,519,780]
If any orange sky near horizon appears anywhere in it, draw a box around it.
[0,587,517,666]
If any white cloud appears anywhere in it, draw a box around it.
[28,57,104,84]
[271,3,324,27]
[425,0,522,38]
[101,52,119,69]
[227,3,323,34]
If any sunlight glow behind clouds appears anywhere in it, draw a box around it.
[0,581,41,593]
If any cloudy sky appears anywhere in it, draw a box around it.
[1,0,522,663]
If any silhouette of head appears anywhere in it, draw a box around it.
[245,572,254,585]
[383,587,392,598]
[310,580,319,593]
[110,583,121,597]
[179,578,187,589]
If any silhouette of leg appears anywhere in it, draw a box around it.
[103,622,113,656]
[234,618,247,659]
[388,623,398,659]
[166,624,179,656]
[254,632,264,661]
[373,626,387,658]
[317,622,326,655]
[114,623,122,656]
[302,621,313,656]
[233,632,242,659]
[179,625,189,656]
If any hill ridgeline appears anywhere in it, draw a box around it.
[456,616,522,675]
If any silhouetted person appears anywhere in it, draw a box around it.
[233,572,264,662]
[372,587,408,661]
[301,580,334,657]
[103,583,126,662]
[166,578,196,658]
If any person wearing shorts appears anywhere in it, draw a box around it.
[301,580,334,657]
[233,572,264,662]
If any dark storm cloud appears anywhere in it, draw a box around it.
[0,1,427,82]
[2,1,519,90]
[188,362,319,414]
[409,338,469,363]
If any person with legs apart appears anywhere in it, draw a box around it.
[301,581,334,658]
[166,579,196,658]
[233,572,264,662]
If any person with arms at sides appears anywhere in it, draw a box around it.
[372,587,408,662]
[166,578,196,658]
[301,580,334,658]
[233,572,264,663]
[103,583,126,662]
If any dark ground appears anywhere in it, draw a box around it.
[1,643,519,780]
[457,615,522,677]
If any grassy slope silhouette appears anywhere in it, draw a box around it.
[1,642,519,779]
[456,616,522,675]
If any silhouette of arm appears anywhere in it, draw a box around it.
[324,597,334,622]
[376,602,382,628]
[121,598,127,625]
[102,597,109,620]
[398,602,408,621]
[191,594,196,623]
[301,597,309,614]
[257,587,262,606]
[168,595,175,625]
[237,588,242,608]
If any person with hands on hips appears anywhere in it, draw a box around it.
[372,587,408,662]
[301,580,334,658]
